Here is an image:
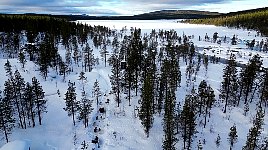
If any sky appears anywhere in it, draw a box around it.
[0,0,267,16]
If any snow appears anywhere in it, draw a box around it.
[0,140,30,150]
[1,19,268,150]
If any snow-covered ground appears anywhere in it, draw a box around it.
[1,20,268,150]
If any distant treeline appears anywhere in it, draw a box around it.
[1,10,222,21]
[183,7,268,36]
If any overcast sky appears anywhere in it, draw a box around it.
[0,0,267,16]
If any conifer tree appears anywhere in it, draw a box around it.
[4,59,12,78]
[109,54,122,107]
[0,90,15,143]
[23,82,35,127]
[180,97,196,150]
[228,124,238,150]
[243,106,265,150]
[162,90,177,150]
[64,81,79,126]
[14,70,26,128]
[139,73,154,137]
[32,77,46,125]
[93,80,102,105]
[83,43,94,72]
[238,55,262,105]
[78,90,93,128]
[220,54,238,113]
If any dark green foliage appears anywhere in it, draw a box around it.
[260,69,268,106]
[78,91,93,128]
[243,106,265,150]
[0,90,15,143]
[238,55,262,105]
[180,96,196,150]
[64,81,79,126]
[83,43,94,72]
[220,54,238,113]
[32,77,46,126]
[93,80,102,105]
[162,90,177,150]
[23,82,35,127]
[4,59,12,78]
[109,54,123,107]
[139,73,154,137]
[184,8,268,36]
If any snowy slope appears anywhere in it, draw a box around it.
[0,20,268,150]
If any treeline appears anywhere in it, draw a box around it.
[183,7,268,36]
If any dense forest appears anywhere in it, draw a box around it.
[0,14,268,149]
[183,7,268,36]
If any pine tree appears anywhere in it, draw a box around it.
[243,106,265,150]
[78,71,87,90]
[162,90,177,150]
[32,77,46,125]
[238,55,262,105]
[180,97,196,150]
[139,73,154,137]
[78,90,93,128]
[64,81,79,126]
[109,54,123,107]
[93,80,102,105]
[260,70,268,106]
[220,54,238,113]
[83,43,94,72]
[23,82,35,127]
[4,59,12,78]
[14,70,26,128]
[0,90,15,143]
[228,124,238,150]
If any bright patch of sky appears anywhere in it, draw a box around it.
[0,0,266,15]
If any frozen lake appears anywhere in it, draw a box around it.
[78,20,268,67]
[78,20,263,41]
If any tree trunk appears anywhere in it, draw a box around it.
[15,97,24,129]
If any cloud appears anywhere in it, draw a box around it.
[0,0,263,15]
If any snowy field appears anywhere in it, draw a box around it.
[1,20,268,150]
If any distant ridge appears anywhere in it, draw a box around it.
[1,7,267,21]
[48,10,222,20]
[0,10,221,21]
